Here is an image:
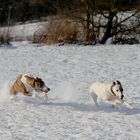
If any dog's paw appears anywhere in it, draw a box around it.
[128,104,134,110]
[123,101,134,109]
[10,95,16,101]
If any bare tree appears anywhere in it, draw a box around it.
[96,0,140,44]
[67,0,140,44]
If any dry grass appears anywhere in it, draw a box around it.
[38,16,80,44]
[0,28,12,45]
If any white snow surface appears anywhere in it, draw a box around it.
[0,42,140,140]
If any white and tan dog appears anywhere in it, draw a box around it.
[10,74,50,100]
[89,80,133,109]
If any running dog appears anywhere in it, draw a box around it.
[10,74,50,100]
[89,80,133,109]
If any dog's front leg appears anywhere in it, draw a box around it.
[106,100,121,109]
[33,92,42,100]
[113,98,133,109]
[44,93,48,101]
[23,92,32,96]
[107,97,123,109]
[122,100,133,109]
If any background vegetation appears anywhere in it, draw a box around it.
[0,0,140,44]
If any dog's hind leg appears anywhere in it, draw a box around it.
[10,94,16,100]
[10,86,17,100]
[90,92,98,106]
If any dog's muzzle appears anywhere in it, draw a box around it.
[35,86,50,93]
[42,86,50,93]
[46,88,50,92]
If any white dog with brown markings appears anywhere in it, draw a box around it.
[89,80,133,109]
[10,74,50,100]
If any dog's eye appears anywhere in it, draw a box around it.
[116,90,119,92]
[40,83,44,87]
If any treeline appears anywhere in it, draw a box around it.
[0,0,139,25]
[0,0,139,44]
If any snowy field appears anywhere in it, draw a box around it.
[0,42,140,140]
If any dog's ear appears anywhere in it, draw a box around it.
[116,80,121,85]
[36,77,43,82]
[36,77,39,80]
[113,81,116,85]
[36,77,41,81]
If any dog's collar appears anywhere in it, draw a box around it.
[110,85,116,96]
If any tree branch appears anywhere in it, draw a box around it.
[111,22,140,36]
[113,10,139,29]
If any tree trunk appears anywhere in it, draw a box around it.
[100,11,116,44]
[86,4,90,42]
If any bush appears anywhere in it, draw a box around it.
[33,15,97,45]
[113,37,139,44]
[33,29,47,43]
[40,16,80,44]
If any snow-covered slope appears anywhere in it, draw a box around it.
[0,22,46,41]
[0,42,140,140]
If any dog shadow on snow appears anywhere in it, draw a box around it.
[47,100,140,115]
[20,97,140,116]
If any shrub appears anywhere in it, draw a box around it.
[40,16,80,44]
[113,37,139,44]
[33,28,47,43]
